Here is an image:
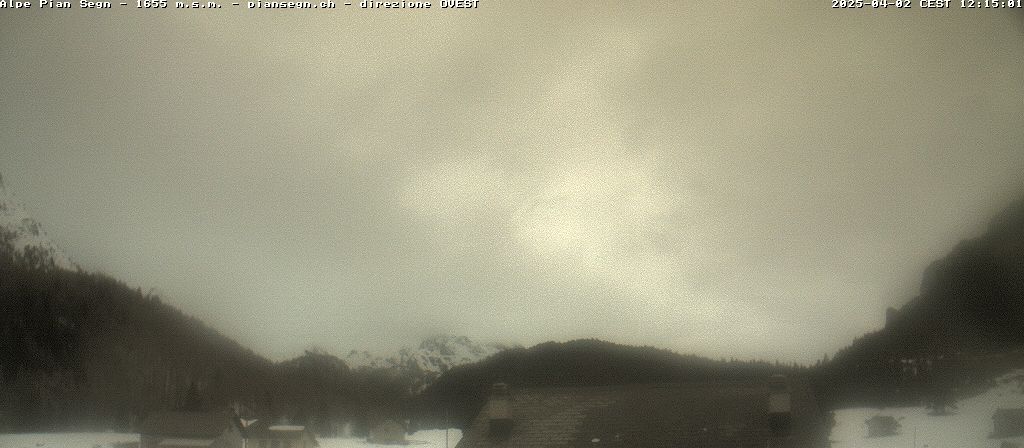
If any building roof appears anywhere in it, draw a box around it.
[140,411,238,439]
[456,378,828,448]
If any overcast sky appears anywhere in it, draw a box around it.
[1,3,1022,363]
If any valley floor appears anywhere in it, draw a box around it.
[0,429,463,448]
[830,370,1024,448]
[0,432,138,448]
[319,430,462,448]
[8,375,1024,448]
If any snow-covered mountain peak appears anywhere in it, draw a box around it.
[344,335,513,392]
[416,334,499,358]
[0,174,77,270]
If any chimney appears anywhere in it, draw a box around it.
[767,374,792,437]
[487,383,512,437]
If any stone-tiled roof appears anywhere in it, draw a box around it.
[456,378,828,448]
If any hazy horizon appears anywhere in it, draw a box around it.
[2,3,1023,364]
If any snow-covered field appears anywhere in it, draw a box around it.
[12,372,1024,448]
[831,370,1024,448]
[0,429,461,448]
[0,432,138,448]
[319,429,462,448]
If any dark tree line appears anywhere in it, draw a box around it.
[415,339,807,428]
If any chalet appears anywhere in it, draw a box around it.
[139,411,243,448]
[456,378,829,448]
[993,408,1024,438]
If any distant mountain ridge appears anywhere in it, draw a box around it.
[0,173,76,270]
[345,335,513,392]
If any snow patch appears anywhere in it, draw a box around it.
[0,430,461,448]
[318,429,462,448]
[345,335,510,391]
[0,432,139,448]
[0,175,76,270]
[830,370,1024,448]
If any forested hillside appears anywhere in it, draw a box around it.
[416,339,805,428]
[0,227,264,429]
[816,196,1024,407]
[0,228,406,434]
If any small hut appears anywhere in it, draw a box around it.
[368,419,407,445]
[243,421,319,448]
[865,415,900,437]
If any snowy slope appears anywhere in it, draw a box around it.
[830,370,1024,448]
[0,430,462,448]
[319,429,462,448]
[0,174,76,270]
[345,335,510,391]
[0,432,138,448]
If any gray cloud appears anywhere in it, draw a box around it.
[2,3,1022,363]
